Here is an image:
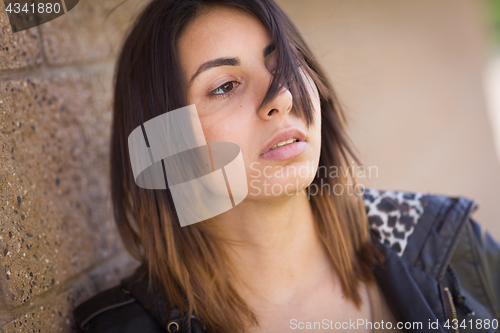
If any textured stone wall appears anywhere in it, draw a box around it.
[0,1,144,331]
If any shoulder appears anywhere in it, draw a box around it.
[73,285,164,333]
[365,188,500,306]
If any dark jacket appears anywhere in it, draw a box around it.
[73,189,500,332]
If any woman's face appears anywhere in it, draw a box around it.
[178,5,321,201]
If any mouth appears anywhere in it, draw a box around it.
[268,138,299,151]
[260,127,307,161]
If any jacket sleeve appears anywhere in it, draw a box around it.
[468,218,500,318]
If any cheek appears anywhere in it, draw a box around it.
[313,103,322,145]
[198,116,260,181]
[197,107,234,142]
[198,109,254,160]
[305,97,322,182]
[308,89,322,155]
[309,86,321,119]
[298,69,322,145]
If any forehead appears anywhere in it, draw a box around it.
[178,5,272,76]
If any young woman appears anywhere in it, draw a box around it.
[73,0,500,332]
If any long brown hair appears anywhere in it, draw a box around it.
[110,0,383,332]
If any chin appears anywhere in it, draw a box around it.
[246,162,317,201]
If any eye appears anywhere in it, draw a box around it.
[210,81,240,96]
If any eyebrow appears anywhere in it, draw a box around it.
[188,43,276,85]
[189,58,240,85]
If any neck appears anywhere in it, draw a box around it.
[212,189,332,306]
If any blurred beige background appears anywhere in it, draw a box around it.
[276,0,500,238]
[1,0,499,331]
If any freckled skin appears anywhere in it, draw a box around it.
[178,5,322,202]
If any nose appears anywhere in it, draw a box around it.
[257,78,294,121]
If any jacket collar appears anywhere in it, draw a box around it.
[407,194,477,280]
[362,188,477,281]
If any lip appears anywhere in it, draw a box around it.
[259,127,307,161]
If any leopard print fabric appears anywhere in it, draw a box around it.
[362,189,432,256]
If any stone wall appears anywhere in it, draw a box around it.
[0,1,144,331]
